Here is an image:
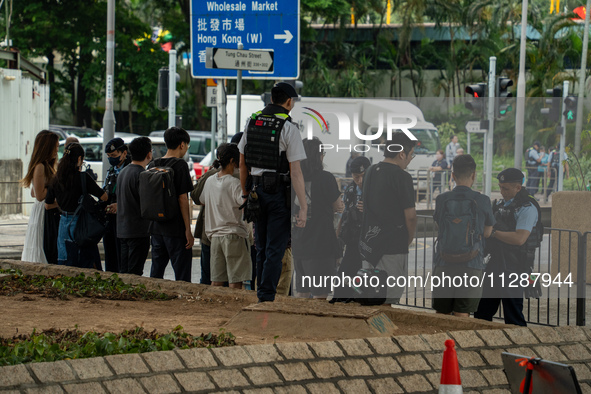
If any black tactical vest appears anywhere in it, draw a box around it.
[245,111,290,173]
[490,188,543,273]
[104,157,131,204]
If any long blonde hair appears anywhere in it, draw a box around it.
[21,130,59,188]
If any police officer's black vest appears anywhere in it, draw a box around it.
[493,188,543,254]
[104,156,131,203]
[550,149,560,168]
[245,111,290,173]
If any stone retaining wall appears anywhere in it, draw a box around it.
[2,260,591,393]
[1,326,591,393]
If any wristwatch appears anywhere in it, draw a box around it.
[490,229,497,239]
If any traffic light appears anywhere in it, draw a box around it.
[157,67,180,110]
[563,96,577,123]
[495,77,513,118]
[540,87,562,123]
[465,83,487,116]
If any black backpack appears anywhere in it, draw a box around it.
[435,192,482,264]
[138,158,177,221]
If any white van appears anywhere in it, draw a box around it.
[226,96,441,198]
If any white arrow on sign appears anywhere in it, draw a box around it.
[274,30,293,44]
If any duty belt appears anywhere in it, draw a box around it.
[252,173,291,184]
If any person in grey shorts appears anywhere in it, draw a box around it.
[200,143,251,288]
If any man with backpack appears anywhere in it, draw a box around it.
[475,168,542,326]
[358,132,417,305]
[432,154,494,317]
[145,127,194,282]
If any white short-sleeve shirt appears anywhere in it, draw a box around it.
[238,111,306,176]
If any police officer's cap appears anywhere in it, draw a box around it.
[350,156,371,175]
[274,82,299,99]
[230,132,243,145]
[105,138,126,153]
[497,168,524,184]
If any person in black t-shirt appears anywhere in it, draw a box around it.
[359,132,418,304]
[116,137,153,276]
[46,143,107,268]
[148,127,194,282]
[292,138,344,299]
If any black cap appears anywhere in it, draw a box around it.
[105,137,126,153]
[497,168,524,184]
[274,82,298,98]
[350,156,371,174]
[230,132,243,145]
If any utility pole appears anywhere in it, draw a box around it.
[485,57,496,197]
[514,0,528,170]
[168,49,177,128]
[575,0,591,155]
[102,0,115,172]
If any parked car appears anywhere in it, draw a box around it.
[57,136,198,185]
[49,125,100,141]
[149,130,216,162]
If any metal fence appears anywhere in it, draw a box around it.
[405,215,588,326]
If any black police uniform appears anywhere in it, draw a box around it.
[475,169,542,326]
[103,154,131,273]
[242,103,298,302]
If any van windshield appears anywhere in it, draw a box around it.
[412,129,440,154]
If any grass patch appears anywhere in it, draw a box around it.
[0,326,235,366]
[0,269,175,301]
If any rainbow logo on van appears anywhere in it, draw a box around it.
[303,107,329,134]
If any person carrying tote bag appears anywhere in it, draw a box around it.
[46,143,108,269]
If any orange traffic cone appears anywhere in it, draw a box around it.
[439,339,463,393]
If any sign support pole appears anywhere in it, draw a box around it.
[219,79,227,144]
[236,43,243,136]
[558,80,569,191]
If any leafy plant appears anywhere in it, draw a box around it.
[0,270,175,301]
[0,326,235,366]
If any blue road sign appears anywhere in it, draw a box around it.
[190,0,300,79]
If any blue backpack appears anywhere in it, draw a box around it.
[435,193,481,264]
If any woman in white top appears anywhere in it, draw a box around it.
[200,143,251,289]
[20,130,60,263]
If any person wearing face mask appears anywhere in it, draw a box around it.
[200,143,252,289]
[429,149,449,196]
[332,155,371,302]
[102,138,131,273]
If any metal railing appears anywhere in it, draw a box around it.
[404,215,588,326]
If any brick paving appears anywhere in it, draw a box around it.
[1,326,590,393]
